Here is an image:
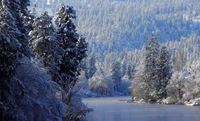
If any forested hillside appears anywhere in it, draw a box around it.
[29,0,200,98]
[33,0,200,53]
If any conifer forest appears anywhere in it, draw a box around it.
[1,0,200,121]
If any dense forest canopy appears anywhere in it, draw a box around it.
[31,0,200,54]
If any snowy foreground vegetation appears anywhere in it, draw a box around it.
[0,1,89,121]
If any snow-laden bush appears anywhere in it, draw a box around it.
[167,71,185,99]
[2,57,64,121]
[89,75,114,96]
[182,62,200,100]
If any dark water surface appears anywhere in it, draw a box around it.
[83,96,200,121]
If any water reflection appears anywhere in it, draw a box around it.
[83,96,200,121]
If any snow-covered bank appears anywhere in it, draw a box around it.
[184,98,200,106]
[125,97,200,106]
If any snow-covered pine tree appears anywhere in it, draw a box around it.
[132,35,172,102]
[1,0,32,57]
[0,0,35,120]
[158,46,172,99]
[20,0,34,31]
[143,34,160,101]
[131,60,148,100]
[54,5,87,93]
[29,11,63,82]
[0,5,24,120]
[109,61,122,92]
[54,5,88,120]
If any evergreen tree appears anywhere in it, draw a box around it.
[1,0,32,57]
[132,35,172,101]
[29,11,63,82]
[0,7,23,120]
[132,62,148,100]
[54,5,87,120]
[0,0,39,120]
[173,48,186,72]
[158,46,172,99]
[109,61,122,92]
[54,5,87,90]
[143,35,160,101]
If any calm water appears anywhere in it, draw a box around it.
[83,96,200,121]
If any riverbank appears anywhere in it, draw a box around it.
[126,97,200,106]
[79,89,130,98]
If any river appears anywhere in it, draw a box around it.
[83,96,200,121]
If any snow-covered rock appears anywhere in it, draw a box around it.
[185,98,200,106]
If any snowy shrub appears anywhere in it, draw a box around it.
[183,62,200,100]
[89,75,114,96]
[167,71,185,99]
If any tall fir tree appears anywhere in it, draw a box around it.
[132,35,172,102]
[1,0,32,57]
[0,0,32,120]
[29,11,63,82]
[54,5,87,120]
[143,35,160,101]
[158,46,172,99]
[54,5,87,90]
[0,6,23,120]
[109,61,122,92]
